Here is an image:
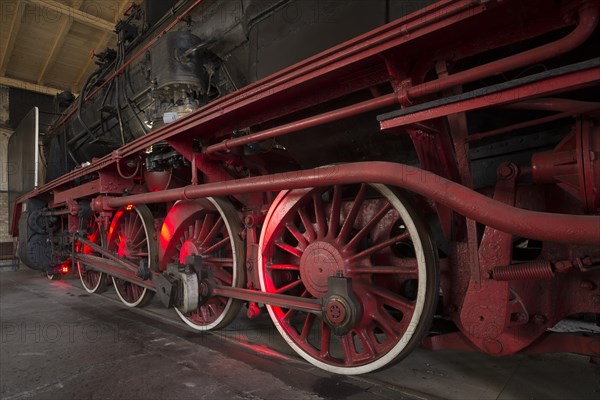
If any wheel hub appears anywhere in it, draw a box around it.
[179,240,202,264]
[300,241,345,297]
[325,297,347,324]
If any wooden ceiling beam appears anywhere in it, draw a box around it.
[73,0,131,92]
[0,76,78,97]
[25,0,115,32]
[73,31,110,92]
[0,2,25,75]
[37,15,74,85]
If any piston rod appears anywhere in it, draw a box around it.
[74,254,156,291]
[213,285,323,315]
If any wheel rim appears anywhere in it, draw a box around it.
[258,183,438,374]
[76,216,107,293]
[107,205,156,307]
[161,199,244,330]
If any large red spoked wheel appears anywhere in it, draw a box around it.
[76,215,108,293]
[107,205,156,307]
[259,183,439,374]
[159,198,245,330]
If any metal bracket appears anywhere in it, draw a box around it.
[185,255,215,307]
[152,272,178,308]
[136,259,151,280]
[322,275,362,336]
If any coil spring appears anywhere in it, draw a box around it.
[492,261,554,281]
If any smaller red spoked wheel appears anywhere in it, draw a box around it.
[111,278,152,307]
[76,216,108,294]
[107,205,156,307]
[160,199,245,331]
[259,183,439,374]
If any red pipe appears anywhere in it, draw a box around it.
[101,162,600,245]
[203,93,398,154]
[501,98,600,112]
[204,2,598,154]
[405,1,599,102]
[466,104,600,142]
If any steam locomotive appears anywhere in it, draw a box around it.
[10,0,600,374]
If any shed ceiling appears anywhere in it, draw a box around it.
[0,0,133,96]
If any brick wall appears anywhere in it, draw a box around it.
[1,86,13,247]
[0,192,10,244]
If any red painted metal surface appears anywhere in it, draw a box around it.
[380,65,600,130]
[402,1,599,103]
[96,162,600,245]
[532,118,600,212]
[12,0,600,371]
[203,93,398,154]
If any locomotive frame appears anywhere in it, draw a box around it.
[11,0,600,374]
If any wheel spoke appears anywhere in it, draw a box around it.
[267,264,300,271]
[297,208,316,242]
[131,237,147,250]
[284,307,297,321]
[366,285,415,315]
[202,216,224,247]
[199,305,209,321]
[313,193,328,238]
[345,203,392,250]
[319,320,331,358]
[346,231,410,263]
[286,223,309,249]
[213,268,233,286]
[327,185,342,239]
[203,236,230,255]
[275,242,303,258]
[193,219,202,238]
[217,296,228,305]
[337,183,367,244]
[126,214,134,235]
[300,313,315,341]
[357,328,377,359]
[208,303,221,318]
[341,334,355,365]
[198,214,214,242]
[132,222,145,243]
[126,282,133,301]
[275,279,303,294]
[371,307,401,340]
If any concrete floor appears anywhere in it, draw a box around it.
[1,268,599,400]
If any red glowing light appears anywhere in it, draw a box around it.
[125,204,134,211]
[61,265,70,274]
